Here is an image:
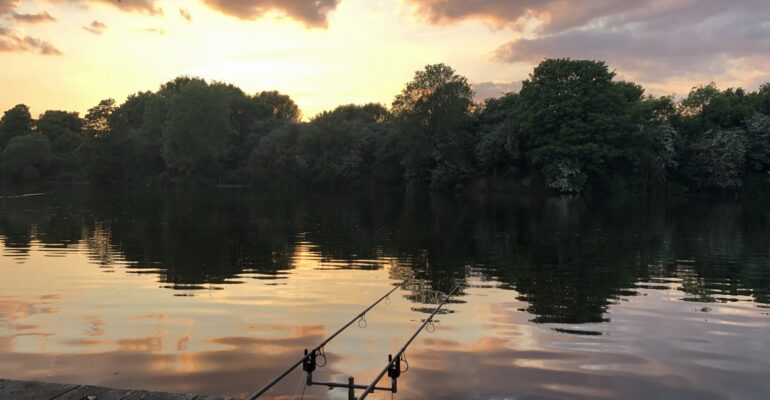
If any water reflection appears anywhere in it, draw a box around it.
[1,188,769,398]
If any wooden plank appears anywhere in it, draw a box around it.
[0,379,78,400]
[120,390,198,400]
[52,385,135,400]
[0,379,239,400]
[0,380,29,394]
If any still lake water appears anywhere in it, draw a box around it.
[1,188,769,399]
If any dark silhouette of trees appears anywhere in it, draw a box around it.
[36,110,84,180]
[1,134,51,181]
[162,80,233,179]
[474,93,521,177]
[296,103,389,185]
[253,90,301,123]
[516,59,640,192]
[0,104,33,149]
[391,63,476,189]
[83,99,116,139]
[2,58,769,194]
[745,114,770,173]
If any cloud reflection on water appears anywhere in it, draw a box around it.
[1,189,769,398]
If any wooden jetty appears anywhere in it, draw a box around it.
[0,379,238,400]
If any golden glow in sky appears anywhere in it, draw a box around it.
[1,1,524,117]
[2,0,768,118]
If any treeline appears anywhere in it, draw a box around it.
[1,59,770,193]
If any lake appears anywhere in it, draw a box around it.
[1,188,769,399]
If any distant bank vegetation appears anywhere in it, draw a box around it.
[2,59,770,194]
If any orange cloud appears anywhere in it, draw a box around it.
[0,0,18,15]
[48,0,162,15]
[0,27,61,55]
[83,20,107,35]
[179,8,191,21]
[406,0,547,29]
[12,11,56,23]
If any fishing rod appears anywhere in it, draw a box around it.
[247,279,410,400]
[357,282,462,400]
[289,282,462,400]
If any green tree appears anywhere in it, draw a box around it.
[83,99,116,139]
[518,59,640,193]
[36,110,84,180]
[392,64,475,188]
[744,113,770,173]
[36,110,83,150]
[253,90,301,123]
[679,84,754,134]
[158,76,208,98]
[110,91,155,133]
[620,123,679,191]
[0,104,33,149]
[109,91,166,180]
[474,93,521,176]
[79,135,133,185]
[297,104,389,185]
[248,123,303,184]
[79,98,133,184]
[220,85,267,177]
[610,95,681,192]
[754,83,770,116]
[1,134,52,182]
[161,80,232,179]
[685,128,747,190]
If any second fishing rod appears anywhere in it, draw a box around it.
[247,278,411,400]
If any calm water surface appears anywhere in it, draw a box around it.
[1,188,769,399]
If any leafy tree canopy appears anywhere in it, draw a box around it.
[1,134,52,182]
[0,104,33,149]
[518,59,639,192]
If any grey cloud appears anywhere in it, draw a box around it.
[473,81,521,101]
[12,11,57,23]
[82,20,107,34]
[494,5,770,82]
[405,0,770,86]
[407,0,770,34]
[0,26,61,55]
[200,0,340,28]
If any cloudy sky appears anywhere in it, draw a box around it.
[1,0,769,118]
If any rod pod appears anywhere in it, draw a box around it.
[247,279,409,400]
[357,282,462,400]
[302,282,462,400]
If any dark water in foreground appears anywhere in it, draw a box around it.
[1,188,769,399]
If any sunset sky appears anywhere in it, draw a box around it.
[2,0,769,118]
